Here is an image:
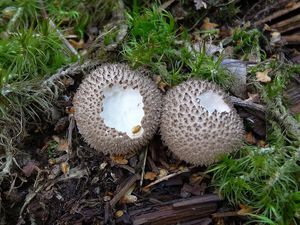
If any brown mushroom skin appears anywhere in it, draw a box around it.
[73,64,162,155]
[160,79,244,166]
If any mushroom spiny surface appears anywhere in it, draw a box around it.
[73,64,162,154]
[160,79,244,165]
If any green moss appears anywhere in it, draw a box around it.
[0,22,73,86]
[209,62,300,224]
[209,143,300,225]
[232,27,267,61]
[123,6,232,87]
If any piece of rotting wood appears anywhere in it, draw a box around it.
[271,14,300,33]
[282,34,300,45]
[129,194,221,225]
[254,2,300,26]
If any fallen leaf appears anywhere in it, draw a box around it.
[62,77,74,87]
[201,17,219,30]
[154,75,168,92]
[270,32,281,46]
[263,24,272,32]
[111,155,128,165]
[190,173,204,184]
[52,135,60,143]
[158,168,169,178]
[215,217,225,225]
[48,158,56,165]
[245,92,260,103]
[57,138,69,152]
[60,162,70,175]
[158,81,168,92]
[285,1,296,8]
[65,106,75,114]
[169,163,180,171]
[144,172,157,181]
[69,39,84,49]
[115,210,124,218]
[258,140,267,147]
[179,166,189,172]
[142,186,150,192]
[256,69,272,83]
[237,204,252,215]
[245,132,257,145]
[22,161,39,177]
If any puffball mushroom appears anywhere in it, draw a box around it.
[160,79,244,166]
[73,64,162,155]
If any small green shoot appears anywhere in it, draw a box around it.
[46,140,59,158]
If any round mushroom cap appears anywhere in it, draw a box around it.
[73,64,162,155]
[160,79,244,166]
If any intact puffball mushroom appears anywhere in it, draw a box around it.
[73,64,162,155]
[160,80,244,166]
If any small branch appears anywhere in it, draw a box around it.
[0,136,15,184]
[172,194,221,208]
[212,211,240,218]
[144,168,189,189]
[147,156,159,174]
[38,0,80,58]
[67,114,75,154]
[268,97,300,140]
[43,60,100,86]
[140,147,148,187]
[110,174,140,207]
[7,7,23,32]
[18,184,45,219]
[230,96,266,113]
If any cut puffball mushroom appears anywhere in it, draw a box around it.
[160,80,244,166]
[73,64,162,155]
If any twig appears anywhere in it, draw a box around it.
[110,174,140,207]
[0,136,15,183]
[159,0,176,11]
[104,202,111,224]
[147,156,159,174]
[18,184,46,220]
[43,60,100,86]
[117,164,136,174]
[144,168,189,189]
[212,211,240,218]
[268,97,300,140]
[230,96,266,113]
[7,7,23,32]
[67,114,75,154]
[140,147,148,187]
[173,194,221,208]
[38,0,80,58]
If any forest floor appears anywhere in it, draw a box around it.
[0,0,300,225]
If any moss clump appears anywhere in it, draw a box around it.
[122,6,232,88]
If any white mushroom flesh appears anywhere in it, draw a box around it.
[197,90,230,115]
[100,85,144,138]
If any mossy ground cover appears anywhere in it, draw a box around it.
[0,1,299,224]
